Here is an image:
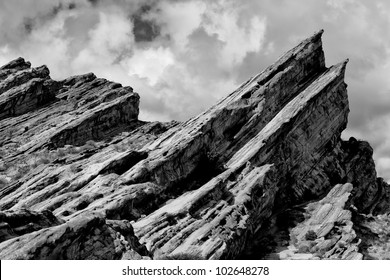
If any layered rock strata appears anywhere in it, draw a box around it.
[0,209,63,243]
[0,58,59,121]
[0,213,149,260]
[279,183,362,260]
[0,30,390,259]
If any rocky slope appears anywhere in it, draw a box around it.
[0,30,390,260]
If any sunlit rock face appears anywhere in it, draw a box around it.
[0,30,389,260]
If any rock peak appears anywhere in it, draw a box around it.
[0,57,31,71]
[316,28,324,36]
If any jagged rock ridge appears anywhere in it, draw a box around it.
[0,30,389,260]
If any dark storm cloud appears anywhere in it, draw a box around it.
[68,2,77,10]
[132,5,161,43]
[23,18,35,34]
[86,0,100,7]
[184,28,227,79]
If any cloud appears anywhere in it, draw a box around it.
[149,0,267,68]
[326,0,355,10]
[132,5,161,43]
[127,47,174,86]
[149,0,207,50]
[71,9,134,74]
[201,1,266,68]
[0,6,73,76]
[132,0,267,120]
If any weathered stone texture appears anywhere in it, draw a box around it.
[279,183,362,260]
[0,30,390,259]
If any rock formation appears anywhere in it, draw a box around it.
[278,183,362,260]
[0,30,390,259]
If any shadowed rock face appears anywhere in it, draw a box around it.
[0,209,63,243]
[0,30,390,259]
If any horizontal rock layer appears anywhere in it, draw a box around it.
[0,30,390,259]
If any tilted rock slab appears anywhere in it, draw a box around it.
[0,58,59,121]
[132,55,349,259]
[0,30,390,259]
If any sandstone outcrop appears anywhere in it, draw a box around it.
[0,58,59,121]
[278,183,362,260]
[0,30,390,259]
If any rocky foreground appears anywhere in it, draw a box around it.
[0,30,390,260]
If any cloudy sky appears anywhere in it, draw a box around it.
[1,0,390,180]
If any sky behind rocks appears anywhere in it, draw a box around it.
[1,0,390,180]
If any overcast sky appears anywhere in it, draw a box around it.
[1,0,390,180]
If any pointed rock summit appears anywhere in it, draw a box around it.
[0,30,389,260]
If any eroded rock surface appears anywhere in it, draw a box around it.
[0,213,149,260]
[0,208,63,243]
[278,183,362,260]
[1,30,390,259]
